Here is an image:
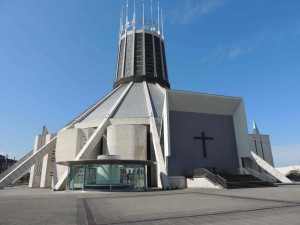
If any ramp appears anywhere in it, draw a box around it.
[251,151,292,183]
[0,137,57,189]
[0,149,33,182]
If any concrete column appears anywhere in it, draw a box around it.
[29,134,46,187]
[40,133,56,188]
[55,129,82,184]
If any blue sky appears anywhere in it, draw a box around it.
[0,0,299,167]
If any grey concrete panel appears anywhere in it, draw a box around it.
[147,83,165,118]
[23,160,34,170]
[32,155,40,163]
[113,82,149,118]
[13,169,23,178]
[168,110,239,176]
[107,124,147,160]
[4,176,14,184]
[168,90,241,115]
[81,84,129,122]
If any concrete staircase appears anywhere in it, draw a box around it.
[217,173,277,189]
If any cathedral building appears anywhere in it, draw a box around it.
[0,1,292,191]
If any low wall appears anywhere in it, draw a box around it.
[169,176,186,189]
[187,177,222,189]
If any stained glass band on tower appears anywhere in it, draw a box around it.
[114,0,170,89]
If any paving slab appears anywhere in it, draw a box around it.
[0,185,299,225]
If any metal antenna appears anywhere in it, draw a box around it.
[119,4,124,39]
[142,0,145,28]
[151,0,154,31]
[133,0,136,30]
[158,1,160,34]
[125,0,128,32]
[161,8,164,38]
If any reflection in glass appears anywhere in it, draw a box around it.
[67,164,146,191]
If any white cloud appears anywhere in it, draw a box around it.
[201,41,253,65]
[200,31,265,65]
[201,23,300,65]
[228,47,248,59]
[272,144,300,167]
[170,0,226,25]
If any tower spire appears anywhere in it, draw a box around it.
[161,8,164,38]
[142,0,145,28]
[133,0,136,30]
[158,1,160,34]
[253,120,260,134]
[125,0,129,32]
[119,4,124,39]
[42,125,48,135]
[151,0,154,31]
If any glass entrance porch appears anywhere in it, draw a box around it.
[59,159,156,191]
[67,164,146,191]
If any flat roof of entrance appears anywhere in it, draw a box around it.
[56,159,157,166]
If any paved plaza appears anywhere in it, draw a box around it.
[0,185,299,225]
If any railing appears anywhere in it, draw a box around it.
[120,20,162,37]
[193,168,227,189]
[245,167,277,183]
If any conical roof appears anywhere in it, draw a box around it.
[69,82,165,128]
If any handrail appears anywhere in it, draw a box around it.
[245,167,277,183]
[194,168,227,188]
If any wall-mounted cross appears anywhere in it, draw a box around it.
[194,132,214,158]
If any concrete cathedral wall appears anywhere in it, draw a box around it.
[249,134,274,170]
[168,111,239,176]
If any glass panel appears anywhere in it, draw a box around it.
[161,40,168,79]
[66,166,73,190]
[67,165,84,190]
[145,33,154,77]
[154,36,163,78]
[68,164,146,191]
[134,33,144,76]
